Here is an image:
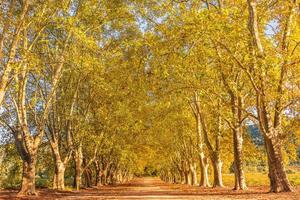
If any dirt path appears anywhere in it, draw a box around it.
[0,177,299,199]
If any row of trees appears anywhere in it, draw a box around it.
[145,0,300,193]
[0,0,152,196]
[0,0,299,196]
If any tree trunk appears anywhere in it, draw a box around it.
[102,169,108,185]
[18,157,37,196]
[73,146,83,191]
[265,135,293,192]
[50,141,66,190]
[199,153,210,187]
[194,97,223,187]
[95,161,103,187]
[53,161,65,190]
[188,171,192,185]
[172,173,176,184]
[191,94,210,187]
[212,154,223,187]
[257,99,293,192]
[110,172,116,185]
[116,170,122,183]
[74,160,82,190]
[84,168,92,188]
[190,163,198,186]
[122,170,128,183]
[180,170,185,184]
[184,171,189,185]
[82,158,92,188]
[96,169,103,186]
[233,127,247,190]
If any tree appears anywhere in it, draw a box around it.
[242,0,298,192]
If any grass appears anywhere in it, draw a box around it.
[221,173,300,187]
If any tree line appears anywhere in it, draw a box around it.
[0,0,299,196]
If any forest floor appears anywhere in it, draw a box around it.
[0,177,299,200]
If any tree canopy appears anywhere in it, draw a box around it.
[0,0,299,196]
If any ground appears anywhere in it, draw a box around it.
[0,177,299,200]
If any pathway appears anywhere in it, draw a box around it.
[0,177,299,199]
